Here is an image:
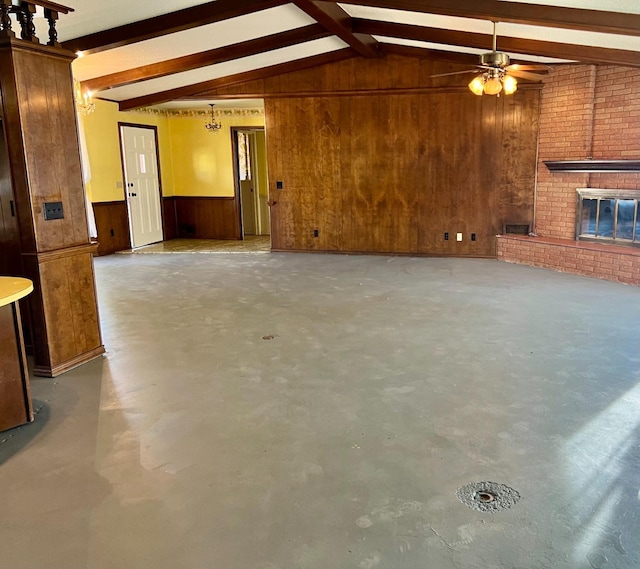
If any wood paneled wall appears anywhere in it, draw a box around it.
[211,54,541,256]
[174,197,240,239]
[92,201,131,255]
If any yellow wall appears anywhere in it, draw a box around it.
[168,114,264,197]
[81,99,265,202]
[82,99,174,202]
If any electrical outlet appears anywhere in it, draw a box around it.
[456,232,463,242]
[276,181,284,190]
[444,232,449,241]
[313,229,319,237]
[471,233,476,241]
[44,202,64,220]
[110,229,115,237]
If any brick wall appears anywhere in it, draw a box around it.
[534,66,595,240]
[497,235,640,286]
[499,65,640,285]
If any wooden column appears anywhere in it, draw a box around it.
[0,37,104,377]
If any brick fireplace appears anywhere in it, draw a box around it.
[498,65,640,285]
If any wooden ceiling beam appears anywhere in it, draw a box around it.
[62,0,287,55]
[82,25,330,93]
[334,0,640,37]
[354,20,640,67]
[117,48,357,111]
[292,0,381,57]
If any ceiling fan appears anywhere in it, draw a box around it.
[431,22,549,96]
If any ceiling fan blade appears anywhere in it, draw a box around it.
[508,63,551,73]
[430,69,479,78]
[508,69,546,82]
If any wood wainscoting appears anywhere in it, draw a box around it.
[163,196,178,240]
[93,197,239,254]
[92,201,131,255]
[174,196,240,240]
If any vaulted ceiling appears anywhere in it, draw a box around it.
[38,0,640,110]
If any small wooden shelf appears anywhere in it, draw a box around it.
[544,160,640,173]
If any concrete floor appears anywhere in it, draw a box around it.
[1,253,638,569]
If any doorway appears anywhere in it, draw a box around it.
[119,124,163,248]
[232,127,270,238]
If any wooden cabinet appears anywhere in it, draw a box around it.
[0,278,33,432]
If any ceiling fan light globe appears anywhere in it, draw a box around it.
[503,75,518,95]
[483,77,503,95]
[469,76,485,96]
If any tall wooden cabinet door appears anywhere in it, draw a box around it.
[0,127,22,277]
[0,304,30,432]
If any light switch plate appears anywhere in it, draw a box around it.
[456,232,463,242]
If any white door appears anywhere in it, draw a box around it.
[237,130,268,236]
[121,126,163,248]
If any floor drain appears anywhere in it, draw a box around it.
[476,491,495,503]
[456,481,520,513]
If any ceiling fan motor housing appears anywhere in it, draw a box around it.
[480,52,510,68]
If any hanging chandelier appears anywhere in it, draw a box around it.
[468,68,518,96]
[74,80,95,115]
[205,104,222,133]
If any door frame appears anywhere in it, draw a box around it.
[231,126,266,240]
[118,122,165,247]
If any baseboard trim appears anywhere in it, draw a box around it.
[33,345,106,378]
[270,248,496,259]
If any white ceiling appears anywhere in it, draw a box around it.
[99,36,348,102]
[371,36,570,64]
[43,0,216,40]
[71,5,317,80]
[26,0,637,108]
[340,6,640,52]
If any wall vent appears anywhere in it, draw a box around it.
[503,224,530,235]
